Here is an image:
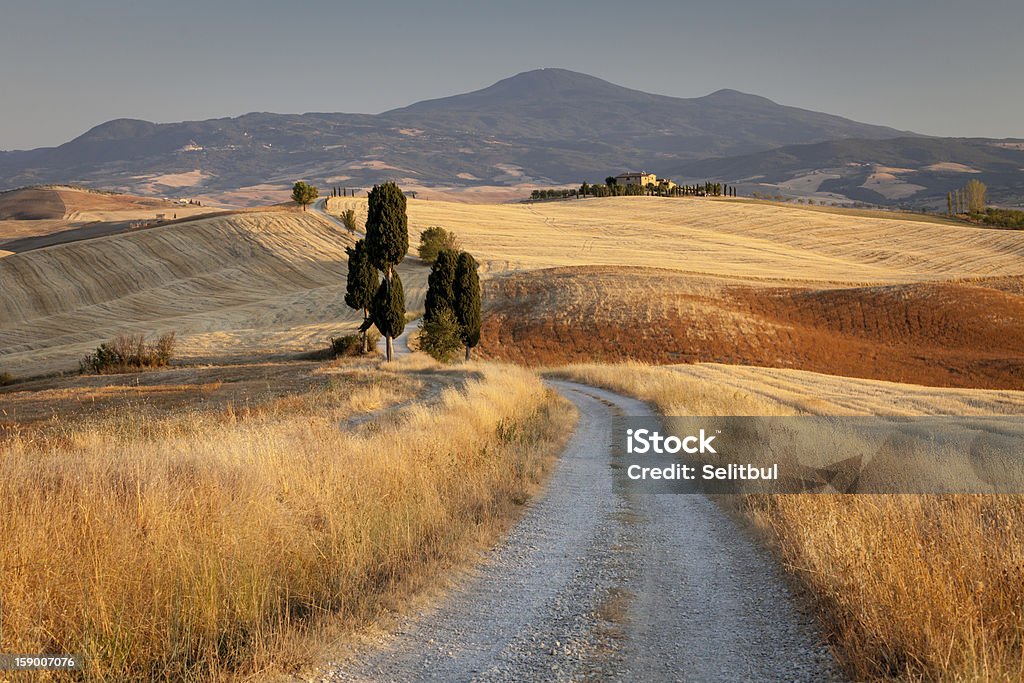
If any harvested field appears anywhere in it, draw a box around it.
[0,186,212,253]
[0,210,428,377]
[481,266,1024,389]
[406,196,1024,284]
[5,194,1024,384]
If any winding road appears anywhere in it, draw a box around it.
[328,379,843,682]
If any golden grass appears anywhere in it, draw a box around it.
[552,361,1024,681]
[405,196,1024,284]
[6,195,1024,380]
[0,361,574,681]
[0,210,428,377]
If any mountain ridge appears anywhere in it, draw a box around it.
[3,67,1014,207]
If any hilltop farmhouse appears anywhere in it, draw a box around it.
[615,171,677,190]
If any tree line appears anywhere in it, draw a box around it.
[529,179,738,201]
[947,179,988,216]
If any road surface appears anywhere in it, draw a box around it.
[327,380,842,682]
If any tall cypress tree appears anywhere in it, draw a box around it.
[454,251,482,361]
[425,249,458,322]
[368,271,405,343]
[344,239,378,353]
[364,182,408,361]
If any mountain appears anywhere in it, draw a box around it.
[670,137,1024,208]
[0,69,919,200]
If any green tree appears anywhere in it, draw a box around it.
[291,181,318,211]
[418,226,459,262]
[364,182,409,361]
[424,248,458,322]
[947,192,953,216]
[340,208,358,233]
[365,271,405,345]
[418,308,463,362]
[964,179,988,214]
[344,239,378,353]
[453,251,481,361]
[605,176,617,188]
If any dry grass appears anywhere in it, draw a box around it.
[6,195,1024,381]
[552,362,1024,681]
[406,196,1024,283]
[0,210,429,377]
[0,361,574,681]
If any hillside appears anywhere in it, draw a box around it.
[0,207,427,376]
[0,69,915,200]
[4,195,1024,387]
[671,137,1024,208]
[0,185,212,253]
[398,196,1024,388]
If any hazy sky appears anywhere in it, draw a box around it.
[2,0,1022,150]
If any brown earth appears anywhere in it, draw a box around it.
[0,185,178,220]
[0,185,214,253]
[480,266,1024,390]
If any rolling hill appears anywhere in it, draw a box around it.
[0,206,428,376]
[5,195,1024,389]
[0,69,915,200]
[670,137,1024,208]
[0,185,212,253]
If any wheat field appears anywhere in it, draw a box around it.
[5,195,1024,379]
[0,210,428,377]
[406,196,1024,284]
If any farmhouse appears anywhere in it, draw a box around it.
[615,171,658,186]
[615,171,677,190]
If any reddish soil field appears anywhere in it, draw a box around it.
[480,266,1024,390]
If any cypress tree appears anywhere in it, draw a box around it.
[344,239,378,353]
[364,182,409,361]
[453,251,482,361]
[368,271,405,342]
[424,249,458,321]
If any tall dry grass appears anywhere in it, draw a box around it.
[553,361,1024,681]
[0,362,573,681]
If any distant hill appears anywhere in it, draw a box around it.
[670,137,1024,208]
[0,68,917,200]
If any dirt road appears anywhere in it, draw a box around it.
[327,380,842,682]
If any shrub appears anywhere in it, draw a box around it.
[418,308,463,362]
[971,207,1024,230]
[340,208,358,233]
[80,332,176,374]
[0,371,13,386]
[330,330,380,357]
[417,226,460,262]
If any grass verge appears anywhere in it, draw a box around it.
[0,361,574,681]
[551,361,1024,682]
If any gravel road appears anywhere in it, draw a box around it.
[325,380,842,682]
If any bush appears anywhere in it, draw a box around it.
[971,207,1024,230]
[80,332,176,374]
[0,371,13,386]
[329,330,380,357]
[340,208,358,233]
[418,308,464,362]
[417,226,459,262]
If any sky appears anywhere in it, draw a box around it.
[1,0,1022,150]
